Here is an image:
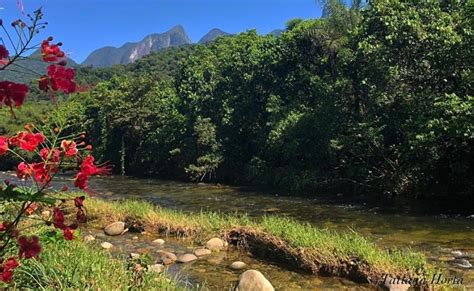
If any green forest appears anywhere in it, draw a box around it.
[46,1,473,202]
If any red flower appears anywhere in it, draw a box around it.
[38,76,50,92]
[46,64,76,93]
[17,162,33,180]
[61,185,69,191]
[0,136,8,155]
[39,147,61,164]
[62,227,74,240]
[0,257,19,283]
[41,40,65,63]
[73,171,89,190]
[60,140,78,157]
[80,155,111,176]
[18,235,42,258]
[74,196,85,208]
[0,45,9,65]
[76,209,87,223]
[0,45,9,59]
[11,131,45,152]
[52,208,65,229]
[0,81,29,108]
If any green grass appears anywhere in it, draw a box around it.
[86,197,430,276]
[10,230,185,290]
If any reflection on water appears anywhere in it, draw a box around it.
[1,172,473,289]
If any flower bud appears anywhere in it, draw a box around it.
[47,36,53,41]
[85,145,92,151]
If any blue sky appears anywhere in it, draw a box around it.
[0,0,323,63]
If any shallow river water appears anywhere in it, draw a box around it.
[1,172,473,289]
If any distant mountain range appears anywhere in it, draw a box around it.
[82,26,283,68]
[83,26,230,68]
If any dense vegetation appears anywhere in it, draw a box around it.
[57,1,472,202]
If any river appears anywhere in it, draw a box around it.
[1,172,473,289]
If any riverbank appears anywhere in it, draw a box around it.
[10,229,183,290]
[85,197,431,288]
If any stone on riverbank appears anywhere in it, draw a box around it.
[83,234,95,242]
[130,253,140,259]
[149,264,164,273]
[157,251,177,265]
[229,261,247,270]
[101,242,113,249]
[177,253,198,263]
[153,239,165,245]
[205,237,225,251]
[383,276,410,291]
[104,222,126,236]
[194,248,212,257]
[235,270,274,291]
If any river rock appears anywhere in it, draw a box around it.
[177,253,198,263]
[101,242,113,249]
[454,258,472,269]
[152,239,165,245]
[207,252,226,265]
[205,237,225,251]
[130,253,140,259]
[104,222,126,236]
[83,234,95,242]
[229,261,247,270]
[383,277,410,291]
[41,210,50,220]
[157,251,177,265]
[235,270,274,291]
[194,248,212,257]
[451,250,463,257]
[149,264,164,273]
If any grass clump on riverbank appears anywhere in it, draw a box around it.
[86,197,430,285]
[11,230,183,290]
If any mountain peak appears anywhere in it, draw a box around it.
[82,26,192,67]
[198,28,231,44]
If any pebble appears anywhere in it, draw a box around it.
[132,236,139,240]
[101,242,113,249]
[205,237,225,251]
[229,261,247,270]
[177,253,198,263]
[454,258,472,269]
[235,270,274,291]
[148,264,164,273]
[83,234,95,242]
[130,253,140,259]
[152,239,165,245]
[194,248,212,257]
[104,222,126,236]
[451,250,463,257]
[157,251,177,265]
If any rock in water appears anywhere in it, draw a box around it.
[455,258,472,269]
[177,254,198,263]
[235,270,274,291]
[152,239,165,245]
[194,248,212,257]
[101,242,113,249]
[157,251,177,265]
[104,222,125,236]
[229,261,247,270]
[205,237,225,251]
